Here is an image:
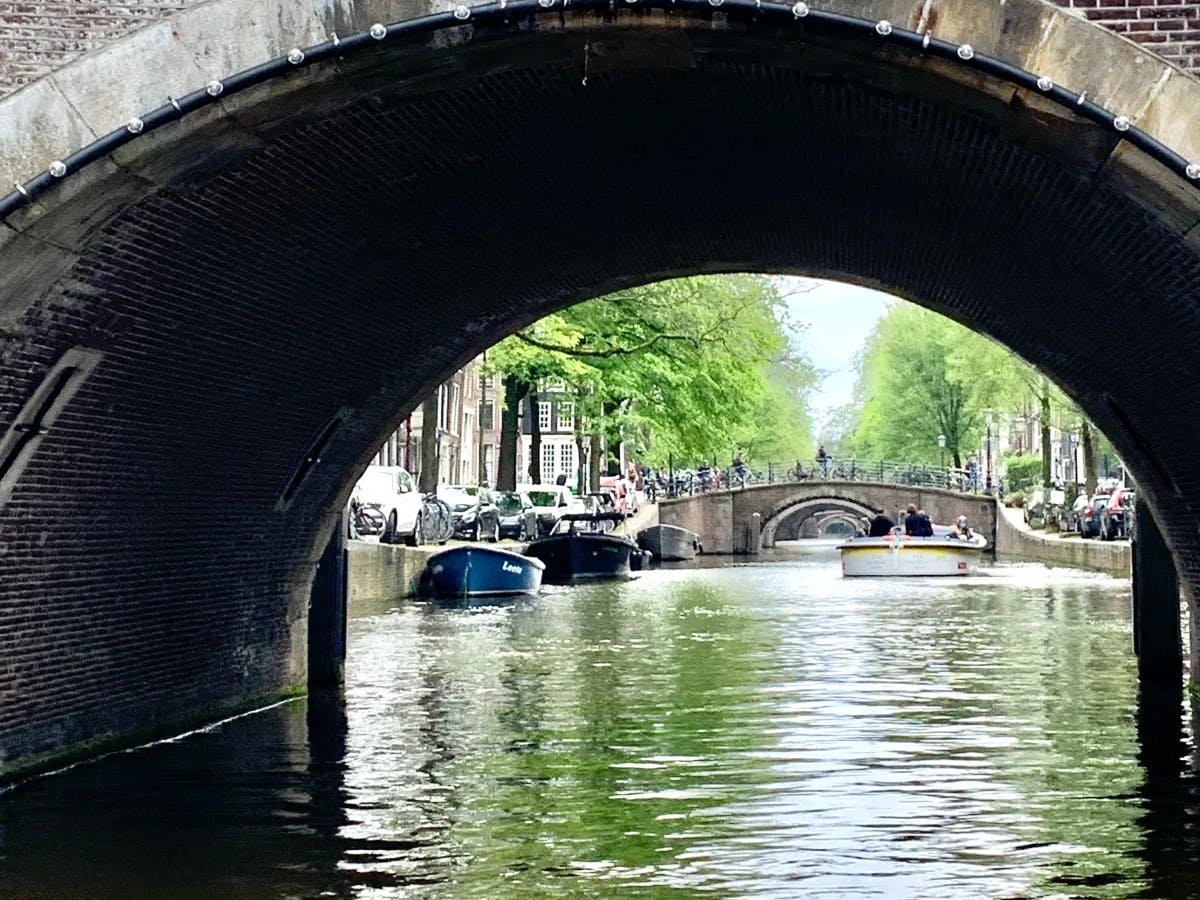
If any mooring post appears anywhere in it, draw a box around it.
[308,509,348,688]
[749,512,761,555]
[1132,498,1181,685]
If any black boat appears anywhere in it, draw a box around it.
[637,524,702,561]
[416,545,545,598]
[523,512,638,584]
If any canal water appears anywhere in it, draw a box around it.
[2,542,1197,898]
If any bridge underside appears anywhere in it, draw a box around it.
[3,10,1200,773]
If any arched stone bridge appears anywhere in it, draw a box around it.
[658,483,998,553]
[1,0,1199,776]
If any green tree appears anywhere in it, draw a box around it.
[487,275,817,483]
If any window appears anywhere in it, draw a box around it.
[543,377,565,393]
[537,402,551,431]
[542,444,556,479]
[479,373,493,393]
[557,402,575,432]
[481,400,494,431]
[483,444,494,485]
[560,443,575,479]
[450,384,462,435]
[437,385,449,431]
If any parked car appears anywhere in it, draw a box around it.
[354,465,424,545]
[1067,491,1091,533]
[437,484,501,541]
[520,483,584,536]
[1099,487,1136,541]
[1077,490,1114,539]
[494,490,538,541]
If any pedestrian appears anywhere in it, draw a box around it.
[965,456,979,491]
[916,509,933,536]
[816,443,829,477]
[555,472,567,486]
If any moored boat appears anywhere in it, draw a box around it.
[637,523,702,561]
[524,512,638,584]
[417,545,545,597]
[838,527,988,577]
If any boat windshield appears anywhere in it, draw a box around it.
[526,491,559,507]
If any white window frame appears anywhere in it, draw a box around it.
[537,401,551,431]
[541,443,556,479]
[557,401,575,432]
[559,443,574,478]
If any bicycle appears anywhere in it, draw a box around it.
[419,493,454,544]
[349,497,386,538]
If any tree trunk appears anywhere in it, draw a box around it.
[418,393,440,493]
[495,377,525,491]
[1039,380,1052,490]
[1082,420,1097,497]
[528,389,542,484]
[589,430,602,494]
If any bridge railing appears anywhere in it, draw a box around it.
[660,458,991,497]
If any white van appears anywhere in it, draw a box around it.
[353,465,424,545]
[519,483,584,537]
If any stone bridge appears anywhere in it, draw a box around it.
[1,0,1199,776]
[658,483,999,553]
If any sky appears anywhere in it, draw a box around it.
[777,276,896,437]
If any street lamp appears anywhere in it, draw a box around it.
[937,433,946,469]
[984,410,994,494]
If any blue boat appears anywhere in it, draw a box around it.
[416,545,545,598]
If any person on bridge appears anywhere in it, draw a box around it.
[816,443,830,477]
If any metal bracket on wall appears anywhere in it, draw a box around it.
[276,407,352,512]
[0,347,104,510]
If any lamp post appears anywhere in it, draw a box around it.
[937,433,946,469]
[984,410,994,494]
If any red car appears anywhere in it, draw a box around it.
[1099,487,1135,541]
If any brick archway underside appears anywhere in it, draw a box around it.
[3,14,1199,772]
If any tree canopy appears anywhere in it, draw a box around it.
[487,275,817,478]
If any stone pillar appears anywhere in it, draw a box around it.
[749,512,761,556]
[1132,498,1181,685]
[308,511,348,688]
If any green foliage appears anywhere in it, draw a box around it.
[487,275,817,467]
[1002,453,1042,493]
[845,302,1102,474]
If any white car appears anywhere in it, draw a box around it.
[519,483,584,537]
[353,465,424,545]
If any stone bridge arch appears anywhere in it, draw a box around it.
[1,0,1199,775]
[760,496,879,547]
[763,501,878,542]
[812,513,861,539]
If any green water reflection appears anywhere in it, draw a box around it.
[1,548,1196,899]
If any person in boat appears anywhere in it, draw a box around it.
[867,513,895,537]
[950,515,974,540]
[904,504,934,537]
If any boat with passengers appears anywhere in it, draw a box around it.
[838,523,987,576]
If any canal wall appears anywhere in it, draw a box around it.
[348,542,434,606]
[994,505,1131,576]
[347,503,662,605]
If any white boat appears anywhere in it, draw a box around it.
[838,527,987,577]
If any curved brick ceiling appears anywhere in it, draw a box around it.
[1,15,1199,769]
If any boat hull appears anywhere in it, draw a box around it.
[839,534,987,577]
[524,532,636,584]
[417,546,544,597]
[637,524,701,561]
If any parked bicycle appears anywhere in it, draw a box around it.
[419,492,454,544]
[349,497,387,538]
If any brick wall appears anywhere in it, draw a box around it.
[1061,0,1200,71]
[0,0,1197,100]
